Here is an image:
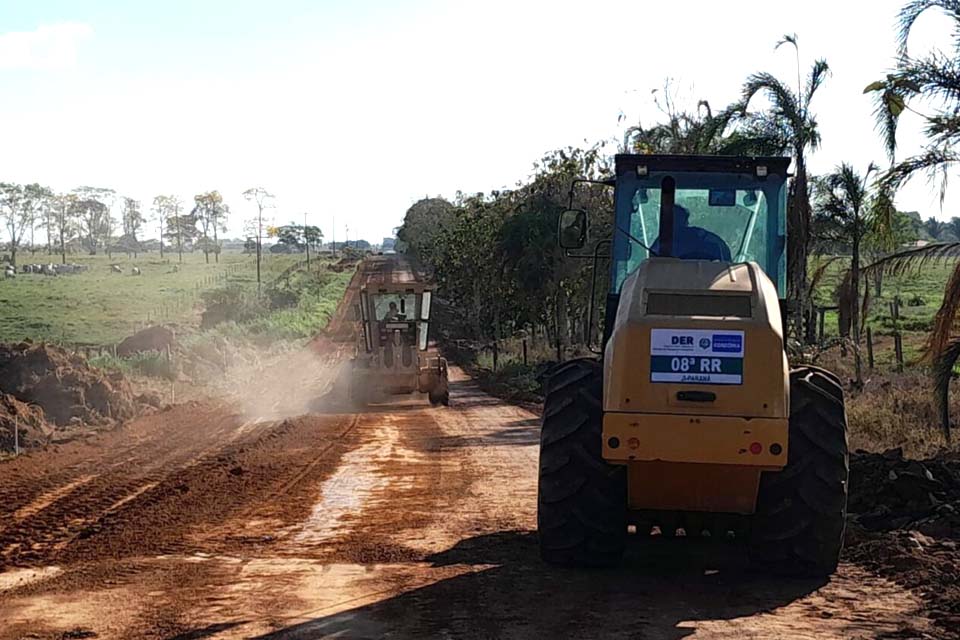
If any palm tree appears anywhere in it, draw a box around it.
[734,35,829,340]
[623,82,787,156]
[867,0,960,199]
[813,163,886,385]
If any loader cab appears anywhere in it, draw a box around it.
[608,155,789,296]
[559,155,790,348]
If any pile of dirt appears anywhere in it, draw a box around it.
[849,448,960,538]
[0,393,53,450]
[845,448,960,636]
[116,325,175,357]
[0,342,139,427]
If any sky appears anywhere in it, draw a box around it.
[0,0,955,243]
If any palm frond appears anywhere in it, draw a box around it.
[807,256,840,299]
[775,33,799,51]
[932,336,960,443]
[805,59,831,104]
[741,73,803,132]
[868,181,898,252]
[923,260,960,364]
[882,147,960,203]
[897,0,960,55]
[861,241,960,280]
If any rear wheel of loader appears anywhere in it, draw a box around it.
[750,366,848,577]
[538,359,626,567]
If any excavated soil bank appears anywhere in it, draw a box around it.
[0,342,138,427]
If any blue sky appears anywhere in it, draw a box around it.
[0,0,954,242]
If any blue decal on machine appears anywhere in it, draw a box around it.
[711,334,743,354]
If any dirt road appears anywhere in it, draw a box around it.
[0,256,945,639]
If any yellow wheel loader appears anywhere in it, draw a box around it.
[539,155,848,576]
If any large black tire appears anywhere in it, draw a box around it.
[538,359,626,566]
[749,366,849,576]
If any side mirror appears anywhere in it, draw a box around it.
[558,209,587,250]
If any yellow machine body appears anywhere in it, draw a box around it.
[602,257,789,514]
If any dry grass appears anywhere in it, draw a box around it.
[815,348,958,457]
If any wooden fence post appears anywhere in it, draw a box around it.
[866,326,874,370]
[894,332,903,369]
[522,339,528,367]
[492,341,499,372]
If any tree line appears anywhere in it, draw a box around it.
[399,2,960,368]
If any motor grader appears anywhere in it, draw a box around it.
[349,281,449,406]
[540,154,848,576]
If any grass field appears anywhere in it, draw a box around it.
[810,256,957,364]
[0,251,309,345]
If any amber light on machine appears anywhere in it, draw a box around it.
[749,442,763,455]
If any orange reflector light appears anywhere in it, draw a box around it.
[628,437,640,450]
[749,442,762,455]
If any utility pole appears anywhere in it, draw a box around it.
[332,215,336,259]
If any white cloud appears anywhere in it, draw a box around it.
[0,23,93,71]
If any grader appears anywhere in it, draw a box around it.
[540,154,848,576]
[349,280,449,406]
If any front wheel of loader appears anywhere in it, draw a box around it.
[749,366,848,577]
[538,359,626,567]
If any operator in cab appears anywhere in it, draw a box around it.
[651,204,731,261]
[384,301,401,321]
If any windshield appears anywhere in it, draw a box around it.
[372,293,417,321]
[612,170,787,295]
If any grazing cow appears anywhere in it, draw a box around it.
[41,264,56,276]
[111,264,122,274]
[131,267,141,276]
[4,267,15,279]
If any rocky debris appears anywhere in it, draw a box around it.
[116,325,175,357]
[849,448,960,538]
[0,342,139,428]
[845,448,960,638]
[0,393,52,450]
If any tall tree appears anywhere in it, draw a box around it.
[243,187,274,292]
[51,193,77,264]
[71,186,115,255]
[867,0,960,199]
[119,197,145,257]
[0,183,54,266]
[193,191,229,263]
[813,163,886,385]
[164,208,199,263]
[0,183,26,266]
[734,34,829,341]
[151,195,181,259]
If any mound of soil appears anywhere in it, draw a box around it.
[846,448,960,636]
[849,448,960,538]
[0,393,52,449]
[117,325,175,357]
[0,342,139,427]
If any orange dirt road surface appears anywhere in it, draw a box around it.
[0,256,941,639]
